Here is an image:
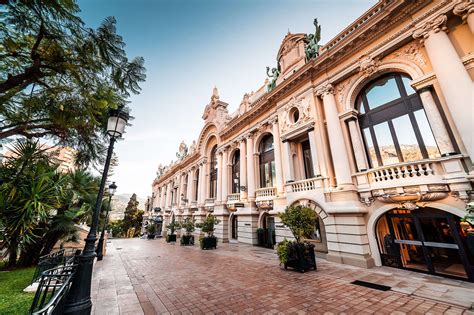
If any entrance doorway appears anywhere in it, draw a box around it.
[257,213,276,248]
[231,215,238,240]
[376,208,474,281]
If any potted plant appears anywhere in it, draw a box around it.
[257,228,265,246]
[196,214,220,250]
[166,216,178,242]
[180,217,195,246]
[146,224,157,239]
[276,205,317,273]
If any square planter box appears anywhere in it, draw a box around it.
[200,236,217,250]
[166,234,177,242]
[181,235,194,246]
[147,234,155,240]
[284,243,317,273]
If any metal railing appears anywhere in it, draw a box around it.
[32,250,65,283]
[29,264,77,315]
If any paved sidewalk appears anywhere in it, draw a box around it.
[91,238,474,314]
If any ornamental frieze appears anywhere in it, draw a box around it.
[280,96,313,135]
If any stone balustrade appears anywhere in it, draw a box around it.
[255,187,277,200]
[286,177,323,193]
[227,193,240,203]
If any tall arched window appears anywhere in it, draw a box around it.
[357,73,440,168]
[209,145,218,198]
[259,134,276,188]
[231,150,240,193]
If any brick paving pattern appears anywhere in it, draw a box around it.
[91,238,474,314]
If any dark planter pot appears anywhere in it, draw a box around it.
[284,242,317,273]
[181,235,194,246]
[257,230,265,246]
[166,234,177,242]
[147,234,155,240]
[200,236,217,250]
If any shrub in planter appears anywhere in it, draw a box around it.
[257,228,266,246]
[196,215,220,250]
[165,216,179,243]
[277,205,317,273]
[146,224,157,239]
[179,217,195,246]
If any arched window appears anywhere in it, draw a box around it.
[358,73,440,168]
[231,150,240,193]
[209,145,218,198]
[259,134,276,188]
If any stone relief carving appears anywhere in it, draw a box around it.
[413,14,447,42]
[176,141,188,161]
[189,140,197,154]
[280,96,313,134]
[336,78,355,109]
[239,93,250,116]
[359,55,380,78]
[372,184,450,209]
[393,43,427,67]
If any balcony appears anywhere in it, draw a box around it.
[355,155,471,205]
[255,187,277,210]
[286,177,323,193]
[226,193,241,212]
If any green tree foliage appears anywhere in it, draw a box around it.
[279,205,317,243]
[179,217,195,236]
[0,0,146,167]
[122,193,143,237]
[0,140,102,267]
[196,214,220,237]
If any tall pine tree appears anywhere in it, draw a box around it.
[122,194,143,237]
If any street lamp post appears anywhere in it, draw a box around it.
[64,107,129,315]
[96,181,117,261]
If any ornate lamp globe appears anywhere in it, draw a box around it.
[107,106,129,138]
[109,182,117,196]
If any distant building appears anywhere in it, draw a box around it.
[2,144,76,173]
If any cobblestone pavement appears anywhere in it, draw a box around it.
[91,238,474,314]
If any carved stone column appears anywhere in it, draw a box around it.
[454,0,474,33]
[221,148,229,203]
[345,116,369,172]
[417,87,456,156]
[166,182,172,208]
[216,151,223,203]
[198,163,205,205]
[186,169,193,203]
[307,128,322,176]
[246,134,256,200]
[282,140,295,183]
[161,186,166,209]
[177,173,184,207]
[239,138,248,200]
[316,83,353,187]
[271,117,284,194]
[414,15,473,159]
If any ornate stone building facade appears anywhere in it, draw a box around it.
[149,1,474,281]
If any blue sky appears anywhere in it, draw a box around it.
[78,0,376,204]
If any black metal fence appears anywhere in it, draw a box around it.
[29,264,77,315]
[32,248,80,283]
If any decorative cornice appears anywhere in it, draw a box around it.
[413,14,448,43]
[453,0,474,21]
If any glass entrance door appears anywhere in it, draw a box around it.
[379,208,474,281]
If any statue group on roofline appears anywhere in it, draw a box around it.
[305,18,321,62]
[266,65,281,92]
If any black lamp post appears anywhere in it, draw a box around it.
[96,181,117,261]
[64,107,129,314]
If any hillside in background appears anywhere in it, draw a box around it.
[109,193,146,221]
